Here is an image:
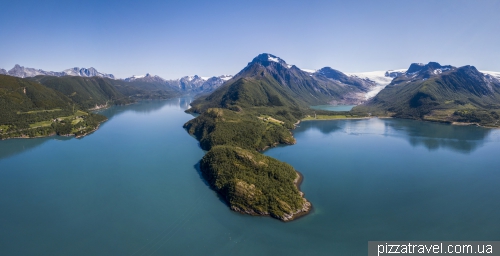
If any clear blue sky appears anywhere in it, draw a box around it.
[1,0,499,79]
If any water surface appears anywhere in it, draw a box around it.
[310,105,356,111]
[1,99,499,255]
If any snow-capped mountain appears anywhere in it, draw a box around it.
[6,64,66,78]
[63,67,115,79]
[0,68,7,75]
[3,64,115,79]
[193,75,233,93]
[296,67,407,100]
[178,75,233,93]
[384,69,406,78]
[124,73,166,83]
[122,73,233,94]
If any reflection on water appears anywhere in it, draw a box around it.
[297,118,493,154]
[0,97,193,160]
[297,120,344,134]
[0,133,74,161]
[0,137,50,160]
[310,105,356,111]
[384,119,492,154]
[96,97,193,118]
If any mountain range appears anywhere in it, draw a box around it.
[124,73,233,94]
[1,64,234,95]
[3,65,115,79]
[353,62,500,127]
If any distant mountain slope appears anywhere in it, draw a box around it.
[109,76,181,100]
[123,73,232,95]
[2,64,231,95]
[353,62,500,126]
[29,76,132,109]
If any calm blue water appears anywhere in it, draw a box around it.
[1,98,500,255]
[310,105,356,111]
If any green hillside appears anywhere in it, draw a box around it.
[0,75,107,139]
[30,76,133,108]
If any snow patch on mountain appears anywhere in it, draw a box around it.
[346,71,394,86]
[4,64,115,79]
[346,70,407,99]
[268,56,280,63]
[219,75,233,81]
[300,68,316,74]
[481,71,500,80]
[63,67,115,79]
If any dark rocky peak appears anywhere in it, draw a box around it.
[317,67,348,80]
[455,65,488,83]
[406,62,454,75]
[406,63,426,74]
[385,70,405,78]
[0,68,6,75]
[249,53,288,67]
[317,67,376,91]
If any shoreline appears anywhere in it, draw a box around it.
[301,115,499,129]
[285,170,312,221]
[1,118,107,141]
[301,116,370,121]
[229,170,312,222]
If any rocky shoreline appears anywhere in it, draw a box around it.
[281,171,312,221]
[229,170,312,222]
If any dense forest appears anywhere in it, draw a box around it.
[200,146,310,220]
[184,108,296,151]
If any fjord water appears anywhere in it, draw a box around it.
[310,104,356,111]
[1,99,500,255]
